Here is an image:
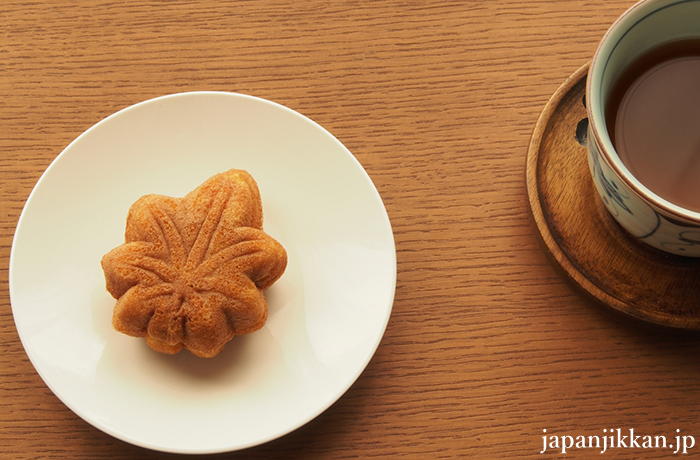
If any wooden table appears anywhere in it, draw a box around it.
[4,1,700,458]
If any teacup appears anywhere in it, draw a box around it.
[586,0,700,256]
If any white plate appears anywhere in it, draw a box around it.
[9,92,396,454]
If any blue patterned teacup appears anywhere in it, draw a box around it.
[587,0,700,257]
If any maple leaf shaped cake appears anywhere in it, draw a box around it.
[101,169,287,358]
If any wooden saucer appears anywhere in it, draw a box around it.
[526,62,700,330]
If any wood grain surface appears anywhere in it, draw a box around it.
[4,1,700,459]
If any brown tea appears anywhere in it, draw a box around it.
[606,39,700,213]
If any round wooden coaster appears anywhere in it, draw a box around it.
[526,62,700,330]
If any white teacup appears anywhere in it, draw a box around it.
[587,0,700,256]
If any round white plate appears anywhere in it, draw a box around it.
[9,92,396,454]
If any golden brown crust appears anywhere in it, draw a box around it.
[101,169,287,358]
